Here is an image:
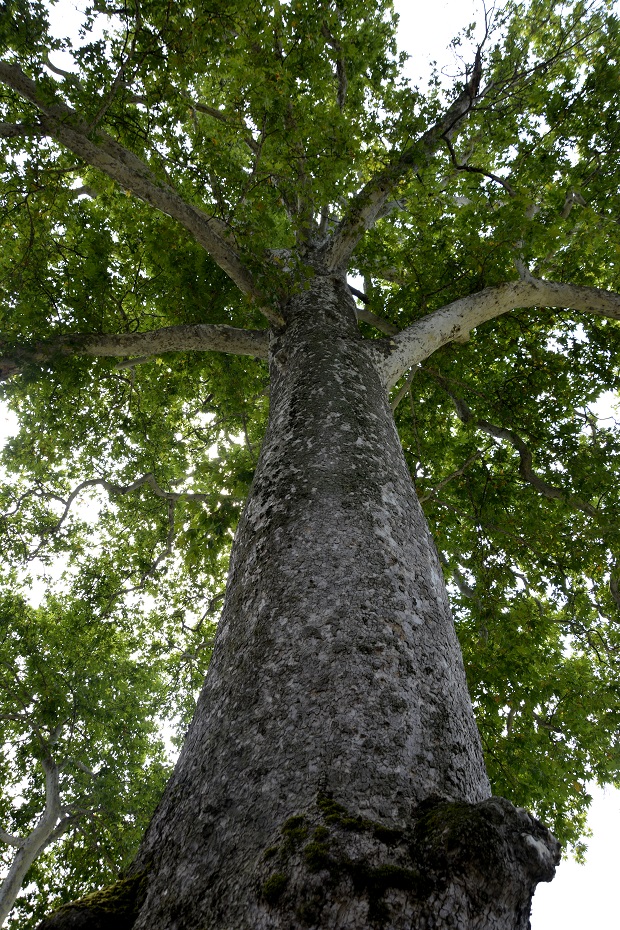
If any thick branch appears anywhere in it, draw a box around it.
[0,121,40,139]
[326,50,483,270]
[0,62,284,325]
[321,22,348,110]
[0,322,269,381]
[25,472,227,564]
[377,278,620,388]
[55,473,216,532]
[355,307,399,333]
[476,421,595,516]
[443,136,517,197]
[610,564,620,611]
[0,827,24,849]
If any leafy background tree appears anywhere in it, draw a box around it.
[0,583,170,928]
[0,484,221,927]
[0,0,619,925]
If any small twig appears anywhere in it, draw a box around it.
[443,135,517,197]
[417,451,482,502]
[70,185,97,199]
[86,4,143,132]
[184,97,259,154]
[610,564,620,611]
[114,355,152,369]
[42,50,82,87]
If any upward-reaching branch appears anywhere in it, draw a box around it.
[0,754,64,926]
[377,278,620,388]
[325,50,483,271]
[0,63,284,327]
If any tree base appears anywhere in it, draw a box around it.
[254,794,559,929]
[36,795,559,930]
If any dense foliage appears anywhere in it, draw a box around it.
[1,0,619,923]
[0,585,171,928]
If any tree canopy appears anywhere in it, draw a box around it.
[1,0,620,923]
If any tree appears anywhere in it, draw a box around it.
[0,581,174,928]
[1,0,619,926]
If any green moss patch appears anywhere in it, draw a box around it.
[351,862,421,894]
[413,798,504,875]
[262,872,289,904]
[263,797,553,926]
[303,840,334,873]
[258,796,433,924]
[281,813,309,847]
[372,824,403,846]
[317,794,367,831]
[44,871,149,929]
[317,793,404,846]
[297,800,435,924]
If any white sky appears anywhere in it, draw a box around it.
[1,1,619,925]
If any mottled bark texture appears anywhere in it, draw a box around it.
[37,274,559,930]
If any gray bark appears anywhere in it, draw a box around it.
[37,273,559,930]
[0,758,65,927]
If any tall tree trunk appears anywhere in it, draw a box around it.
[38,273,559,930]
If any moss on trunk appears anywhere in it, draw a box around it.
[36,871,148,930]
[256,794,560,928]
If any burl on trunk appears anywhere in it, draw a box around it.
[39,275,559,930]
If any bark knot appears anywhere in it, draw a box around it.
[255,794,560,928]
